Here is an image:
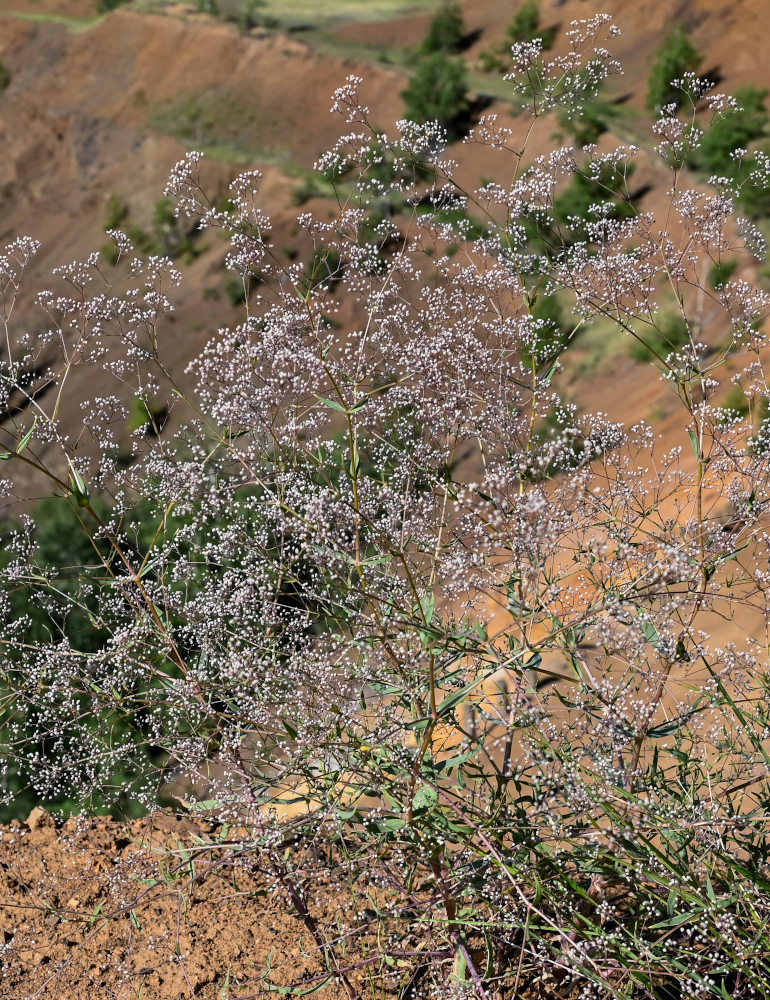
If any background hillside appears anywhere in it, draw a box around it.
[0,0,768,469]
[0,0,766,511]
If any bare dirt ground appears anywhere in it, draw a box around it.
[0,810,360,999]
[3,809,555,1000]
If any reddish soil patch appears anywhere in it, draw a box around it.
[0,810,369,999]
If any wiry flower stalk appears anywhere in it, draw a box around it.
[3,14,770,997]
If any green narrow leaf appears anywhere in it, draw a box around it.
[412,785,438,812]
[688,428,700,460]
[316,395,346,412]
[637,611,662,650]
[525,651,542,671]
[542,358,559,386]
[1,416,38,460]
[16,416,37,455]
[650,910,702,930]
[717,541,750,566]
[69,468,90,507]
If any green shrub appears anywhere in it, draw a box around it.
[557,97,619,148]
[522,293,575,366]
[416,201,486,244]
[152,196,200,262]
[126,223,154,254]
[686,86,770,219]
[629,314,691,362]
[0,60,10,93]
[749,396,770,455]
[104,194,128,232]
[238,0,267,32]
[479,0,555,71]
[401,51,470,141]
[225,274,248,306]
[717,384,750,425]
[0,496,147,820]
[552,162,636,243]
[689,86,769,177]
[507,0,555,49]
[739,177,770,218]
[707,257,739,290]
[646,23,701,113]
[478,49,505,74]
[127,396,168,437]
[420,1,466,55]
[292,174,337,206]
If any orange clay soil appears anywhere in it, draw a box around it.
[0,809,391,1000]
[0,808,583,1000]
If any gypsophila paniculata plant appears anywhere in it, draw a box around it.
[6,13,770,997]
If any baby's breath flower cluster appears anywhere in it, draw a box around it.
[4,15,770,995]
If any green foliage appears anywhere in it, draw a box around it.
[97,0,131,10]
[477,49,505,74]
[225,274,248,306]
[302,249,342,294]
[557,97,620,148]
[0,488,269,822]
[221,0,278,33]
[291,173,338,206]
[708,256,739,290]
[749,396,770,455]
[524,294,575,365]
[104,194,128,231]
[0,498,111,656]
[416,200,486,243]
[479,0,555,71]
[127,396,168,437]
[629,314,691,363]
[151,196,201,262]
[401,51,470,141]
[0,60,11,93]
[717,384,750,425]
[737,173,770,219]
[646,23,701,113]
[420,1,466,55]
[0,497,160,820]
[552,162,636,243]
[686,86,770,218]
[507,0,555,49]
[237,0,267,32]
[100,195,200,264]
[690,86,769,175]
